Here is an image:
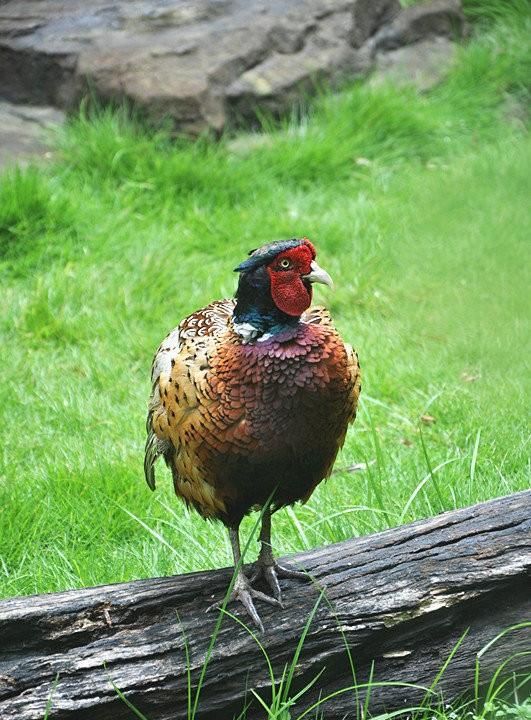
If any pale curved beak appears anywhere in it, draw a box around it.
[303,260,334,289]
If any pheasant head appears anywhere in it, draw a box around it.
[233,238,333,341]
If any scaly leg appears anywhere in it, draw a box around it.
[208,524,281,633]
[250,505,309,603]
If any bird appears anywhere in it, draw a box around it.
[144,237,361,630]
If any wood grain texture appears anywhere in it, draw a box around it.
[0,491,530,719]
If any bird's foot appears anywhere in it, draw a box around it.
[250,559,309,603]
[206,569,281,633]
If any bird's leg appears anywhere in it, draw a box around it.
[207,524,281,633]
[250,505,309,603]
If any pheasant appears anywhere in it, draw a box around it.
[144,237,360,630]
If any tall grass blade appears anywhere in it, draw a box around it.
[469,428,482,495]
[43,673,60,720]
[418,426,445,510]
[282,590,326,706]
[110,679,150,720]
[191,496,276,719]
[399,457,458,524]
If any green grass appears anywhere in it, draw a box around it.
[0,2,530,717]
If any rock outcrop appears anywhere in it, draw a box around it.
[0,0,465,139]
[0,100,64,169]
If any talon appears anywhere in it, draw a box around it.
[276,564,309,581]
[250,558,310,605]
[207,570,281,632]
[263,565,282,602]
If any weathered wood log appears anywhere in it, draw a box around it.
[0,491,530,719]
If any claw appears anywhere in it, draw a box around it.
[250,560,310,604]
[207,570,282,632]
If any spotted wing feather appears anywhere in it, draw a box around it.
[144,326,181,489]
[144,300,235,495]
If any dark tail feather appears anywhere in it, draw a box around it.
[144,431,161,490]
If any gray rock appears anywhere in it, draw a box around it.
[0,0,359,135]
[350,0,401,48]
[369,0,466,53]
[371,36,458,92]
[0,0,463,138]
[227,30,372,123]
[0,100,65,170]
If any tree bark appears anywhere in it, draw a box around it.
[0,491,529,720]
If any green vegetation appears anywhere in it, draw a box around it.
[0,1,529,717]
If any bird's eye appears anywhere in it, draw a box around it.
[279,258,291,269]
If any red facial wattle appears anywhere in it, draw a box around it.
[267,242,316,317]
[269,274,313,316]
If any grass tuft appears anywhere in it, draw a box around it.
[0,167,78,266]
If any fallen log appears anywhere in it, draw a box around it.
[0,491,530,719]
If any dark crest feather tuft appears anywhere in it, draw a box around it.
[234,238,304,273]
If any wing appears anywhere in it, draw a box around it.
[144,299,235,492]
[343,341,361,428]
[144,325,181,490]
